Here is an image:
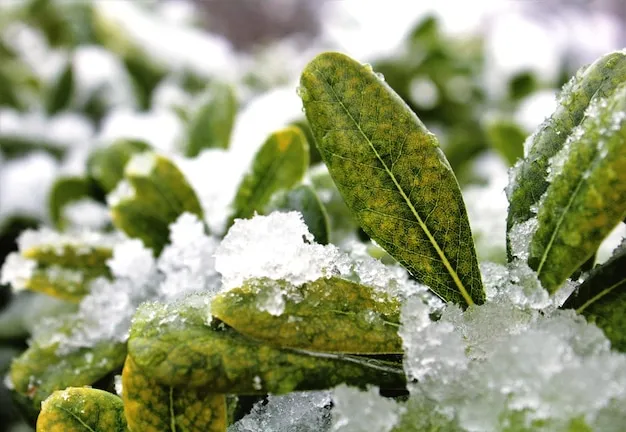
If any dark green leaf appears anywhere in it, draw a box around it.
[122,356,227,432]
[48,176,94,230]
[507,50,626,255]
[127,296,406,394]
[46,60,74,115]
[484,118,525,166]
[529,82,626,292]
[37,387,127,432]
[265,185,330,245]
[227,126,309,227]
[211,277,402,354]
[300,52,484,307]
[562,242,626,351]
[185,81,237,156]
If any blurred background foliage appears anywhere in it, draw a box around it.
[0,0,624,430]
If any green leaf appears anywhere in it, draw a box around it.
[46,60,74,115]
[37,387,127,432]
[528,82,626,292]
[122,356,226,432]
[299,52,484,307]
[484,117,525,166]
[87,139,151,194]
[507,50,626,253]
[127,296,406,394]
[211,277,401,354]
[562,242,626,351]
[110,152,205,254]
[48,176,95,230]
[227,126,309,228]
[265,185,330,245]
[10,318,127,409]
[185,81,237,156]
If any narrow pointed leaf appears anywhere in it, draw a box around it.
[228,127,309,227]
[122,356,227,432]
[49,176,94,230]
[185,81,237,156]
[562,242,626,351]
[211,277,401,353]
[110,152,204,254]
[46,60,74,115]
[265,185,330,245]
[507,50,626,254]
[87,139,151,194]
[300,52,483,306]
[37,387,127,432]
[128,297,405,394]
[529,82,626,292]
[10,318,127,409]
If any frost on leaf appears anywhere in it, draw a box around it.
[331,385,404,432]
[229,391,331,432]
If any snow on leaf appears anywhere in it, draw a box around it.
[211,276,402,354]
[37,387,127,432]
[331,385,404,432]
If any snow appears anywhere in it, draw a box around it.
[125,151,157,177]
[229,391,331,432]
[331,385,404,432]
[0,253,37,291]
[62,198,110,230]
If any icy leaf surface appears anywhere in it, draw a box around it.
[300,51,484,307]
[211,277,402,354]
[229,391,331,432]
[37,387,127,432]
[331,385,404,432]
[122,356,226,432]
[127,297,406,394]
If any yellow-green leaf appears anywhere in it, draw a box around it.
[300,52,484,307]
[507,50,626,256]
[122,356,226,432]
[211,277,401,353]
[264,185,330,245]
[529,82,626,292]
[185,81,237,156]
[110,152,205,254]
[227,126,309,227]
[127,296,405,394]
[87,139,151,194]
[37,387,127,432]
[10,319,127,410]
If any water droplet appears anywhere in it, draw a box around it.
[296,85,310,102]
[362,63,373,72]
[375,72,385,81]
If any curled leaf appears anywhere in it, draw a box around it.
[300,52,483,307]
[211,277,402,354]
[128,296,406,394]
[37,387,127,432]
[122,356,227,432]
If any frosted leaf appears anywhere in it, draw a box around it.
[16,227,121,254]
[215,212,348,290]
[229,391,331,432]
[114,374,123,397]
[507,217,539,261]
[545,122,584,183]
[62,198,110,230]
[157,212,221,302]
[0,253,36,291]
[106,239,156,285]
[125,151,157,176]
[106,180,135,207]
[331,385,404,432]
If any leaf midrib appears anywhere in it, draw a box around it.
[577,279,626,313]
[314,66,474,306]
[57,403,97,432]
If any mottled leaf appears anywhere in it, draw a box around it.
[185,81,237,156]
[127,296,406,394]
[485,117,525,166]
[507,50,626,254]
[122,356,227,432]
[87,139,151,194]
[10,318,127,409]
[211,277,401,354]
[529,81,626,292]
[110,152,205,254]
[227,126,309,227]
[37,387,126,432]
[300,52,483,307]
[48,176,94,230]
[562,242,626,351]
[265,185,330,245]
